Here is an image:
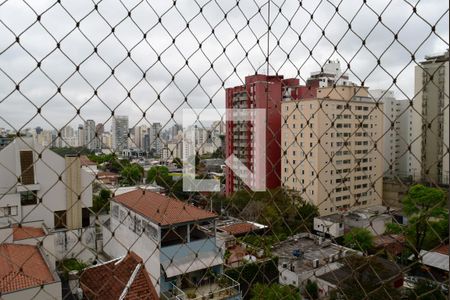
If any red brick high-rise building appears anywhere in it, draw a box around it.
[225,75,316,196]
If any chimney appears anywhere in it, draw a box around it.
[65,156,82,229]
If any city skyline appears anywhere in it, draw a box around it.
[0,0,447,130]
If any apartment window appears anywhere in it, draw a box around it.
[20,191,38,206]
[19,150,35,185]
[0,206,18,217]
[82,208,90,227]
[54,210,67,229]
[112,205,119,219]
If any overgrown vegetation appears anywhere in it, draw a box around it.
[387,185,448,259]
[58,258,88,279]
[225,258,279,300]
[213,189,319,242]
[343,228,374,254]
[251,283,301,300]
[92,189,111,213]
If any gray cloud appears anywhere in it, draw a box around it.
[0,0,448,131]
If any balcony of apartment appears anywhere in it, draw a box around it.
[160,222,224,284]
[161,273,241,300]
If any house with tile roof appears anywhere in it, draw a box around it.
[0,244,61,300]
[79,251,159,300]
[0,138,98,267]
[102,189,241,300]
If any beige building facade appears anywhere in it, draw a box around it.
[281,86,384,215]
[411,51,449,185]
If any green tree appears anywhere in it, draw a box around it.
[402,185,447,258]
[343,228,374,254]
[251,283,301,300]
[146,166,172,187]
[305,280,319,299]
[120,163,144,185]
[92,188,111,213]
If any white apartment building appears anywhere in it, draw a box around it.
[307,59,354,87]
[281,86,384,216]
[133,124,148,150]
[0,138,93,229]
[411,51,449,185]
[371,90,413,179]
[395,99,414,178]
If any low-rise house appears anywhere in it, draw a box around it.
[373,234,405,257]
[314,205,393,238]
[96,171,119,186]
[316,256,404,297]
[272,233,355,297]
[80,155,98,174]
[79,251,159,299]
[0,138,97,265]
[313,214,345,238]
[102,189,241,300]
[0,244,62,300]
[216,217,267,238]
[411,245,449,280]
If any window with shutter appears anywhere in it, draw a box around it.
[19,151,35,185]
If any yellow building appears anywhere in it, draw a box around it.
[281,86,383,215]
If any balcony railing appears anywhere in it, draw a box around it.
[161,274,241,300]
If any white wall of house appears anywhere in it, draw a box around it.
[102,202,161,294]
[313,217,344,238]
[0,138,93,229]
[345,214,392,236]
[1,282,62,300]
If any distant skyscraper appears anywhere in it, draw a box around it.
[149,123,162,157]
[77,124,84,147]
[411,51,449,185]
[133,125,147,150]
[84,119,97,150]
[112,116,129,152]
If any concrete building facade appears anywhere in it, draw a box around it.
[411,51,449,185]
[0,138,93,229]
[281,86,384,215]
[225,75,301,195]
[111,115,129,152]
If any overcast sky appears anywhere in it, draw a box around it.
[0,0,448,132]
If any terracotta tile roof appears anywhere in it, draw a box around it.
[0,244,55,293]
[80,155,96,166]
[113,189,217,226]
[80,252,159,300]
[12,225,45,241]
[220,223,256,236]
[434,244,449,255]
